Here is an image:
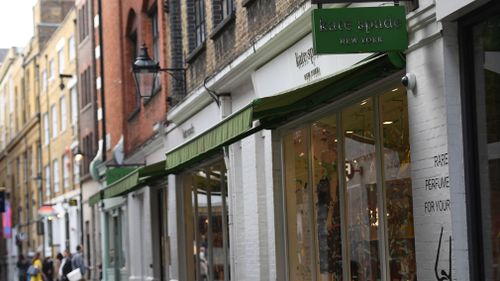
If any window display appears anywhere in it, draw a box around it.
[186,160,230,281]
[283,85,416,281]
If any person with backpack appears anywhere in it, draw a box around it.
[28,252,43,281]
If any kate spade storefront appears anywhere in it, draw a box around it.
[278,81,415,281]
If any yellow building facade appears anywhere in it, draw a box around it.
[38,8,80,255]
[0,45,43,259]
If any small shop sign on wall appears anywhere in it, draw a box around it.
[312,6,408,54]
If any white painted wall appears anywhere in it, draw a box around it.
[436,0,491,20]
[405,2,471,280]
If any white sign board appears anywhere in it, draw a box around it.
[252,33,370,98]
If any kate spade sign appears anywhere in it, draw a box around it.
[312,6,408,54]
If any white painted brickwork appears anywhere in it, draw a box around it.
[406,2,469,280]
[229,132,276,280]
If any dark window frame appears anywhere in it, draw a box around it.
[149,6,162,98]
[459,2,500,280]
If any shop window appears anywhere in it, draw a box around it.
[463,7,500,280]
[183,159,230,281]
[106,207,128,273]
[282,85,415,281]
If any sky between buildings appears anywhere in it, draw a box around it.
[0,0,38,49]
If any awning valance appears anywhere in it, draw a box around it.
[165,105,256,172]
[165,53,402,172]
[88,160,167,206]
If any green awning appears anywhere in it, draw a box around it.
[165,53,402,173]
[90,53,401,205]
[252,53,400,126]
[88,160,167,206]
[165,105,256,172]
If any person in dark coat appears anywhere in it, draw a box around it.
[42,257,54,281]
[16,254,30,281]
[59,250,72,281]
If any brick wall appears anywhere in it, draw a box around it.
[176,0,307,93]
[98,0,169,159]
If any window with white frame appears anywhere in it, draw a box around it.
[41,69,47,92]
[183,159,230,281]
[43,113,49,145]
[53,159,59,193]
[73,157,80,185]
[58,49,65,73]
[62,154,69,189]
[69,35,75,61]
[60,96,67,132]
[51,104,58,138]
[49,59,55,80]
[70,86,78,125]
[45,165,51,196]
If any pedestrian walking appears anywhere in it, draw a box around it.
[71,245,87,281]
[16,254,30,281]
[27,252,43,281]
[59,250,72,281]
[43,256,54,281]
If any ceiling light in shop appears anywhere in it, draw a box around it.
[383,121,394,125]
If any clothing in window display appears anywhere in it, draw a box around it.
[312,118,342,281]
[283,85,415,281]
[316,177,342,277]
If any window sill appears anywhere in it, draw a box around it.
[127,107,140,122]
[143,86,162,106]
[209,12,236,40]
[242,0,257,7]
[186,41,206,64]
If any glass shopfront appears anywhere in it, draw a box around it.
[283,85,416,281]
[183,159,231,281]
[462,4,500,280]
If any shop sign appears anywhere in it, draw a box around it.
[312,6,408,54]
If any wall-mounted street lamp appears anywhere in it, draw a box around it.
[59,73,73,90]
[132,44,185,99]
[73,147,84,163]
